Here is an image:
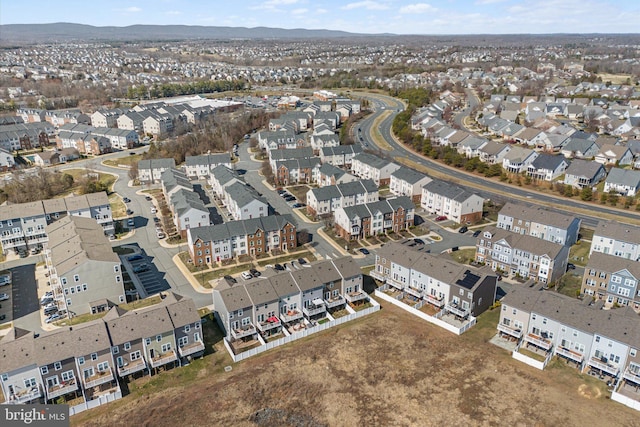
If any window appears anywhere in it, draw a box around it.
[112,346,119,355]
[91,353,97,361]
[631,349,637,357]
[238,308,243,317]
[82,284,87,291]
[161,343,172,352]
[116,357,124,368]
[76,285,81,293]
[67,299,72,306]
[41,366,48,375]
[54,362,62,371]
[130,351,141,361]
[156,335,162,342]
[178,336,188,347]
[97,362,109,372]
[1,374,7,382]
[61,371,74,382]
[114,265,119,273]
[24,378,36,388]
[61,277,67,285]
[78,357,85,365]
[195,322,200,330]
[595,336,600,343]
[184,325,190,333]
[194,332,201,342]
[124,342,131,351]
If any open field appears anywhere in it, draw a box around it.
[70,301,636,427]
[596,73,633,85]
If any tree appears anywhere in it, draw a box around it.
[580,187,593,201]
[563,184,575,197]
[129,161,139,181]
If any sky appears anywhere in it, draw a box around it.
[1,0,639,35]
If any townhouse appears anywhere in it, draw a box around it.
[0,329,45,404]
[184,153,232,180]
[55,123,138,154]
[91,109,124,128]
[319,145,363,168]
[389,167,431,202]
[137,158,176,184]
[257,130,302,151]
[212,257,364,342]
[187,215,296,265]
[268,147,314,171]
[563,159,607,190]
[169,189,210,238]
[317,162,358,187]
[374,242,497,317]
[310,133,339,154]
[475,226,569,284]
[333,197,415,240]
[208,165,244,202]
[0,122,52,151]
[526,153,569,181]
[589,221,640,262]
[0,192,113,255]
[306,179,378,218]
[497,202,581,246]
[225,181,269,221]
[604,168,640,197]
[45,216,125,316]
[274,157,322,186]
[421,179,484,225]
[350,152,401,186]
[581,252,640,310]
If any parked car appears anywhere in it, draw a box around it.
[241,271,253,280]
[413,238,425,245]
[358,248,370,255]
[472,230,481,237]
[157,232,166,239]
[277,189,286,195]
[458,226,468,234]
[123,197,131,203]
[126,209,134,215]
[435,215,447,221]
[274,264,285,271]
[223,275,237,284]
[44,306,58,316]
[0,293,9,301]
[127,254,143,261]
[40,296,54,306]
[284,196,296,202]
[249,268,261,277]
[145,196,152,201]
[127,219,135,227]
[567,263,576,270]
[45,313,62,323]
[153,217,161,223]
[280,192,291,198]
[151,207,157,214]
[297,258,307,265]
[18,251,28,258]
[133,264,149,273]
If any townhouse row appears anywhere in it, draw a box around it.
[209,166,270,221]
[333,196,415,240]
[213,257,366,342]
[187,215,297,265]
[161,168,210,238]
[306,179,378,218]
[0,192,113,255]
[0,293,204,406]
[56,123,139,155]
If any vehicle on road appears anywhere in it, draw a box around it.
[358,248,370,255]
[292,203,306,208]
[145,196,152,201]
[127,254,143,261]
[472,230,481,237]
[458,226,468,234]
[249,268,261,277]
[126,209,134,215]
[0,293,9,301]
[133,264,149,273]
[123,197,131,203]
[157,232,166,239]
[435,215,447,221]
[153,217,161,223]
[45,313,62,323]
[241,271,253,280]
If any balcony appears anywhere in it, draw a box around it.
[324,295,346,309]
[404,287,422,299]
[524,333,552,351]
[497,323,522,339]
[46,378,78,400]
[369,271,386,282]
[588,357,619,377]
[445,303,470,318]
[117,359,147,377]
[83,369,114,389]
[555,346,583,363]
[150,350,177,368]
[178,341,205,358]
[231,323,256,339]
[387,279,403,291]
[8,386,42,404]
[280,310,303,323]
[302,300,326,318]
[256,316,281,332]
[623,369,640,385]
[424,294,445,308]
[345,290,367,303]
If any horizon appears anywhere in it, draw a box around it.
[1,0,639,35]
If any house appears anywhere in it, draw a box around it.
[59,147,80,163]
[187,215,296,264]
[0,328,44,404]
[212,285,256,342]
[526,153,569,181]
[45,216,125,316]
[475,226,569,284]
[560,138,600,159]
[478,141,511,164]
[268,147,314,171]
[604,168,640,197]
[590,221,640,262]
[142,114,174,137]
[421,179,484,225]
[333,197,415,240]
[310,134,339,154]
[0,148,15,170]
[319,145,363,167]
[581,253,640,310]
[169,189,210,238]
[184,153,232,179]
[389,167,431,202]
[317,163,358,187]
[513,127,548,147]
[165,295,205,363]
[208,165,244,202]
[225,181,269,221]
[351,152,400,186]
[563,159,607,190]
[274,157,322,186]
[374,242,497,317]
[502,146,538,174]
[33,151,60,166]
[595,144,634,166]
[137,158,176,184]
[90,109,123,128]
[257,130,297,151]
[457,136,488,158]
[497,202,581,246]
[161,168,193,199]
[306,179,378,218]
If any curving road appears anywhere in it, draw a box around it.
[356,91,640,228]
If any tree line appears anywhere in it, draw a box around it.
[125,80,248,100]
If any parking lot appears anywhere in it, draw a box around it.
[122,250,170,296]
[6,264,39,322]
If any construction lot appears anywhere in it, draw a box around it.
[71,301,636,427]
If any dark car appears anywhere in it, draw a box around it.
[472,230,481,237]
[223,275,237,284]
[459,226,468,234]
[358,248,370,255]
[133,264,149,273]
[280,192,290,198]
[274,263,285,271]
[413,238,425,245]
[127,254,143,261]
[292,203,304,208]
[285,196,296,202]
[298,258,307,265]
[145,196,152,201]
[123,197,131,203]
[249,268,261,277]
[435,215,447,221]
[567,263,576,270]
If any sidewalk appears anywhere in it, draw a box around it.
[292,208,318,224]
[172,254,212,294]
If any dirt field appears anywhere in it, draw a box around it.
[71,302,638,427]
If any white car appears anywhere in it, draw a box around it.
[0,293,9,301]
[241,271,253,280]
[45,313,62,323]
[151,207,157,214]
[157,232,166,239]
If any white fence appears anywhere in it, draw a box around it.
[225,297,380,363]
[511,341,553,371]
[69,390,123,416]
[374,289,476,335]
[611,390,640,411]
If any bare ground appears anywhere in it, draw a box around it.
[71,302,639,427]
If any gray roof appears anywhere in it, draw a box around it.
[318,162,346,179]
[309,179,377,202]
[562,137,597,153]
[270,147,314,162]
[225,181,268,208]
[499,202,578,229]
[170,188,208,217]
[482,226,565,258]
[104,299,175,345]
[564,159,605,180]
[244,281,279,305]
[422,179,481,203]
[391,167,429,184]
[605,168,640,187]
[0,329,38,373]
[211,165,242,187]
[594,221,640,244]
[353,152,394,169]
[138,157,176,171]
[586,253,640,279]
[35,321,111,365]
[530,153,567,171]
[320,145,363,157]
[0,191,109,220]
[188,215,295,244]
[268,272,300,297]
[185,153,230,167]
[341,196,413,220]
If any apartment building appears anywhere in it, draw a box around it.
[333,197,415,240]
[306,179,379,218]
[274,157,322,186]
[581,253,640,310]
[421,179,484,225]
[497,202,581,246]
[589,221,640,262]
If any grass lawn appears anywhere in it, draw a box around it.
[331,308,349,318]
[196,264,249,284]
[102,154,142,168]
[287,185,310,202]
[62,169,116,195]
[569,241,591,266]
[255,250,316,267]
[579,227,594,241]
[55,312,105,327]
[178,252,199,272]
[556,273,584,298]
[109,193,127,218]
[167,235,186,245]
[519,346,547,362]
[352,301,373,312]
[447,248,476,265]
[113,246,135,255]
[370,111,393,150]
[121,295,163,311]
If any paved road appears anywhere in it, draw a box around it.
[357,92,640,228]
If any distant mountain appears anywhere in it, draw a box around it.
[0,23,385,43]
